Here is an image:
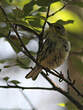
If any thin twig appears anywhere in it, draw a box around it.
[0,6,37,64]
[0,6,83,109]
[16,24,39,37]
[0,85,54,90]
[48,69,83,98]
[41,72,83,110]
[40,5,50,36]
[67,69,72,82]
[49,4,67,17]
[3,31,83,99]
[67,69,71,93]
[0,7,39,37]
[38,6,50,55]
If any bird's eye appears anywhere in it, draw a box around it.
[55,24,65,35]
[56,25,62,30]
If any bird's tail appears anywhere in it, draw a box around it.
[25,66,42,80]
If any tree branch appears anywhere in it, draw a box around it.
[2,31,83,98]
[38,6,50,55]
[0,5,83,110]
[41,72,83,110]
[50,69,83,98]
[16,24,40,37]
[49,3,67,17]
[0,85,54,90]
[40,6,50,36]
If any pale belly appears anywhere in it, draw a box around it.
[41,49,68,69]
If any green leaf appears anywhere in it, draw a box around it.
[0,25,10,36]
[37,7,47,12]
[16,53,34,69]
[6,36,21,53]
[29,18,41,28]
[3,76,9,82]
[23,0,36,16]
[69,1,83,8]
[21,36,32,45]
[0,58,16,64]
[0,53,33,69]
[13,8,25,18]
[55,19,74,25]
[4,65,12,68]
[0,9,10,35]
[26,15,44,28]
[0,8,6,22]
[5,34,31,53]
[0,59,6,63]
[8,12,30,27]
[9,80,20,85]
[36,0,60,6]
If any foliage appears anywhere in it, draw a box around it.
[0,0,82,74]
[0,0,83,109]
[3,76,21,85]
[3,76,9,81]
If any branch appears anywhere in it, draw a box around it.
[0,5,83,110]
[40,6,50,36]
[41,72,83,110]
[49,3,67,17]
[2,30,83,98]
[0,6,39,38]
[49,69,83,98]
[16,24,39,37]
[2,33,36,63]
[0,6,39,64]
[0,85,54,90]
[38,6,50,55]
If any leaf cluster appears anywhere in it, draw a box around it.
[0,1,83,110]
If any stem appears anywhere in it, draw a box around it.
[0,5,83,110]
[41,72,83,110]
[0,85,54,90]
[49,3,67,17]
[16,24,39,37]
[38,6,50,55]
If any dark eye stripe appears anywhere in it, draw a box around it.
[56,26,62,30]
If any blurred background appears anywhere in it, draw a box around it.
[0,0,83,110]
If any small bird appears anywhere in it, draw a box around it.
[25,21,70,80]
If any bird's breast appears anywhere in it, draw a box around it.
[41,48,68,69]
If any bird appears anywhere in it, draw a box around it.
[25,20,70,80]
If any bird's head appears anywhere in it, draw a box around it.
[48,21,66,36]
[47,20,68,41]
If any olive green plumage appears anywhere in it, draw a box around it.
[25,21,70,80]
